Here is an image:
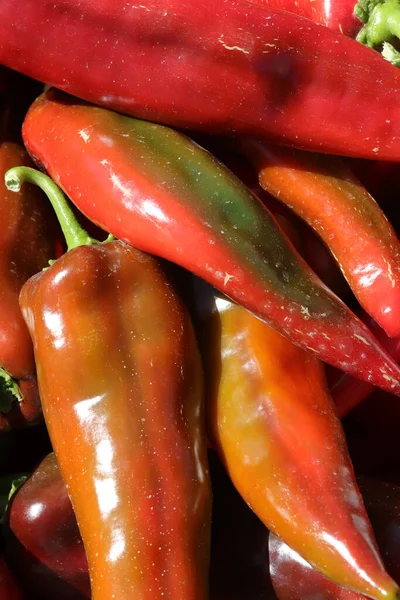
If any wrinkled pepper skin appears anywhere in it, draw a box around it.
[0,557,24,600]
[269,476,400,600]
[191,280,398,600]
[21,91,400,396]
[5,453,90,600]
[19,241,211,600]
[239,141,400,338]
[0,141,60,431]
[5,1,400,159]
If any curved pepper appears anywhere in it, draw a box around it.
[4,1,400,159]
[238,140,400,338]
[21,90,400,396]
[190,278,399,600]
[0,101,62,431]
[5,453,90,600]
[9,168,212,600]
[0,557,24,600]
[269,476,400,599]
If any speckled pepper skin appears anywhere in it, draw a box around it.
[19,241,212,600]
[3,0,400,159]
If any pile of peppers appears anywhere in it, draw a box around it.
[4,1,400,598]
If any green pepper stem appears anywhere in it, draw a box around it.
[5,167,98,251]
[355,0,400,57]
[0,367,22,413]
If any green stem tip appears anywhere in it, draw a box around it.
[355,0,400,65]
[5,167,98,252]
[0,367,22,413]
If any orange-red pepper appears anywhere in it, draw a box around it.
[239,141,400,338]
[191,279,399,600]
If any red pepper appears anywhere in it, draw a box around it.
[238,140,400,338]
[10,167,212,600]
[4,0,400,159]
[0,557,24,600]
[5,453,90,600]
[20,90,400,396]
[269,476,400,600]
[0,94,61,431]
[190,278,398,600]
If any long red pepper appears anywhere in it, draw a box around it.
[5,453,90,600]
[190,279,399,600]
[4,0,400,159]
[21,90,400,396]
[238,140,400,338]
[9,167,212,600]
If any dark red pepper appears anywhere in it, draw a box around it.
[5,453,90,600]
[4,0,400,159]
[20,90,400,395]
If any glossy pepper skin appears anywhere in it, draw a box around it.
[5,1,400,159]
[269,476,400,600]
[0,135,61,431]
[5,453,90,600]
[10,167,212,600]
[0,557,24,600]
[239,141,400,338]
[21,91,400,396]
[191,280,398,600]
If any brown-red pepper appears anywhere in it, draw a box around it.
[11,167,212,600]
